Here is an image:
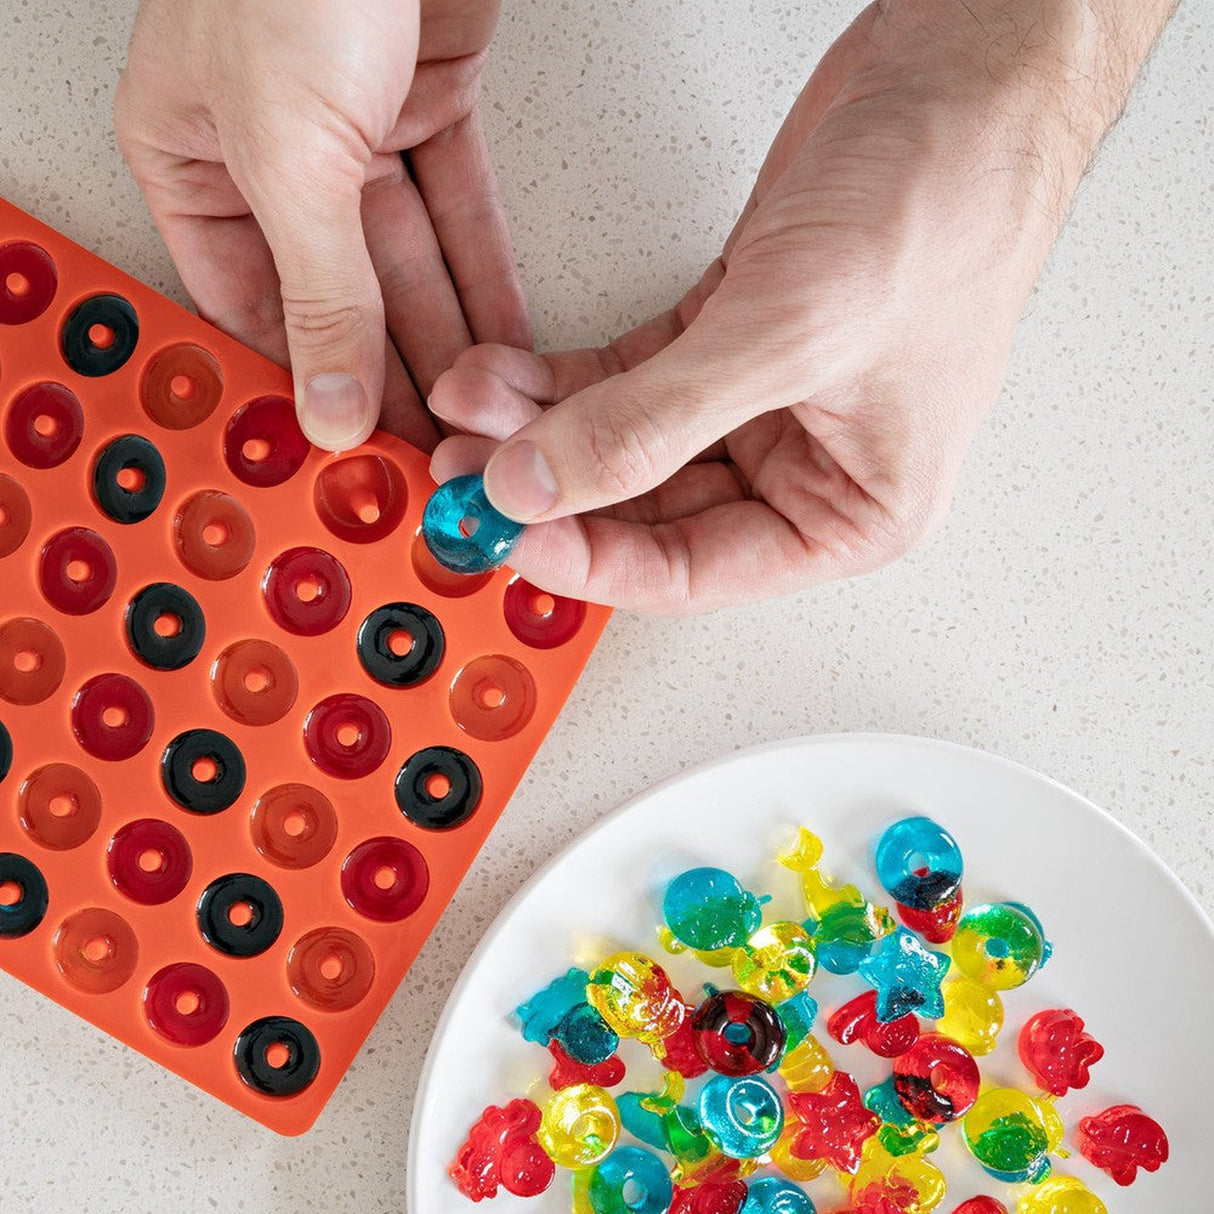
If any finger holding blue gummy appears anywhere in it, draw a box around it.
[422,474,524,575]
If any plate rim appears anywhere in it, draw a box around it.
[405,731,1214,1200]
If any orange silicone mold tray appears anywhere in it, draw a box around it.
[0,197,609,1135]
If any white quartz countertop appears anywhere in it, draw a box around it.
[0,2,1210,1211]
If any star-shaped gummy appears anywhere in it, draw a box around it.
[787,1073,881,1173]
[857,927,951,1022]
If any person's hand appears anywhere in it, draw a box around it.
[116,0,529,453]
[429,0,1173,613]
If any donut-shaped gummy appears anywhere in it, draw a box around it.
[174,490,256,581]
[52,906,139,994]
[356,603,444,688]
[197,872,284,958]
[211,638,298,726]
[263,546,352,636]
[39,526,117,615]
[107,818,193,905]
[303,693,391,779]
[691,990,787,1077]
[394,745,482,830]
[875,816,964,911]
[0,241,57,325]
[422,474,523,574]
[71,673,154,761]
[61,294,139,377]
[140,342,224,430]
[92,434,166,524]
[698,1073,784,1159]
[503,578,586,649]
[341,836,429,922]
[449,654,537,741]
[249,783,338,870]
[0,617,66,705]
[0,721,10,784]
[586,1146,673,1214]
[538,1083,620,1170]
[5,382,83,468]
[892,1031,980,1123]
[743,1178,817,1214]
[233,1015,321,1097]
[125,582,206,671]
[953,903,1051,991]
[0,851,49,937]
[19,762,102,851]
[287,927,375,1012]
[161,728,246,814]
[224,395,309,488]
[0,474,32,558]
[144,962,230,1046]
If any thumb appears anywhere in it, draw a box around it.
[482,291,796,522]
[239,144,385,451]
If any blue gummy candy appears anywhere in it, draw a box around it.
[422,474,523,574]
[775,991,818,1055]
[862,1076,915,1128]
[555,1002,619,1065]
[698,1074,784,1159]
[857,927,951,1022]
[874,816,964,911]
[662,866,763,952]
[514,967,589,1044]
[741,1177,817,1214]
[616,1093,669,1152]
[588,1146,673,1214]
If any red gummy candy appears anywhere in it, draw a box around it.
[500,1136,556,1198]
[788,1072,881,1173]
[548,1040,626,1089]
[852,1180,922,1214]
[828,990,920,1059]
[448,1099,549,1201]
[670,1180,748,1214]
[1076,1104,1169,1186]
[1017,1008,1104,1097]
[660,1005,710,1079]
[895,888,963,944]
[952,1200,1009,1214]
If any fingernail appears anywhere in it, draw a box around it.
[301,374,373,450]
[484,440,559,522]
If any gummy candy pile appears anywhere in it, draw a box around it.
[448,817,1168,1213]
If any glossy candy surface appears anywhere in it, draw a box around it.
[778,1032,836,1093]
[699,1074,784,1158]
[537,1083,619,1169]
[555,1001,620,1065]
[515,968,590,1044]
[952,904,1051,991]
[848,1140,948,1214]
[828,989,919,1059]
[1015,1177,1107,1214]
[691,990,787,1076]
[862,1077,940,1158]
[952,1200,1007,1214]
[732,921,816,1002]
[1075,1104,1168,1186]
[740,1176,817,1213]
[547,1041,626,1090]
[874,817,963,911]
[896,890,964,944]
[1017,1009,1104,1097]
[962,1088,1063,1184]
[938,978,1004,1058]
[449,1099,555,1201]
[858,927,950,1022]
[587,1146,674,1214]
[422,475,524,575]
[663,867,764,952]
[892,1032,980,1124]
[587,953,685,1046]
[787,1072,880,1173]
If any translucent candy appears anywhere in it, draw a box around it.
[778,1032,836,1093]
[862,1077,940,1158]
[421,474,523,574]
[740,1176,817,1213]
[691,989,787,1076]
[663,867,764,952]
[857,927,950,1022]
[1075,1104,1169,1186]
[952,903,1051,991]
[556,1001,620,1065]
[895,889,964,944]
[732,921,816,1002]
[1016,1177,1107,1214]
[962,1087,1064,1184]
[952,1199,1008,1214]
[670,1180,749,1214]
[587,953,685,1046]
[449,1099,554,1200]
[1017,1008,1104,1097]
[515,967,589,1044]
[537,1083,619,1169]
[659,1006,711,1079]
[770,1121,830,1182]
[588,1146,675,1214]
[827,989,919,1058]
[938,977,1004,1058]
[775,991,819,1054]
[786,1072,880,1174]
[698,1073,785,1159]
[874,816,963,911]
[547,1040,626,1090]
[848,1139,948,1214]
[891,1032,980,1124]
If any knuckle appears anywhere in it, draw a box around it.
[586,407,659,501]
[279,294,374,348]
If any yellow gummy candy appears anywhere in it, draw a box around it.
[938,977,1004,1057]
[778,1032,835,1092]
[537,1083,619,1170]
[770,1121,830,1182]
[849,1140,948,1214]
[733,921,817,1002]
[1018,1176,1108,1214]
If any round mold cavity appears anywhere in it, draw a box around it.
[196,872,284,958]
[125,582,206,671]
[302,693,392,780]
[410,528,492,598]
[38,526,118,616]
[233,1015,321,1097]
[393,746,483,831]
[211,638,299,726]
[313,453,408,544]
[61,294,139,377]
[0,852,49,937]
[140,343,224,430]
[174,489,257,581]
[144,962,230,1046]
[0,474,33,558]
[92,434,167,525]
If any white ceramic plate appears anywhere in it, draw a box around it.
[408,735,1212,1211]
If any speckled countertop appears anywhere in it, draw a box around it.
[0,2,1211,1211]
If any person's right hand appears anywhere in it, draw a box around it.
[115,0,530,453]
